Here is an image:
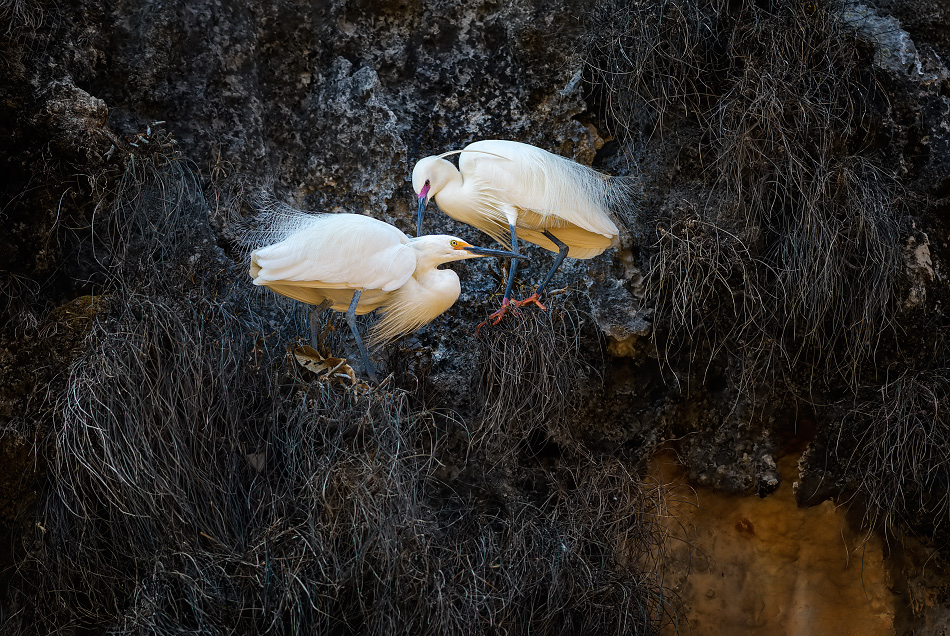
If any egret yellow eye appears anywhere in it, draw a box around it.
[450,240,458,247]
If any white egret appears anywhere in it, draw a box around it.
[250,212,526,381]
[412,139,625,326]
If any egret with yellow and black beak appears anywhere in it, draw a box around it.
[251,212,526,381]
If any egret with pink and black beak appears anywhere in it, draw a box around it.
[412,139,625,329]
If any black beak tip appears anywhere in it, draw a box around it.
[416,198,426,237]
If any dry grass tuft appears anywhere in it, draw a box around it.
[0,0,44,35]
[92,142,210,290]
[472,296,597,452]
[838,369,950,535]
[647,211,767,392]
[422,450,670,634]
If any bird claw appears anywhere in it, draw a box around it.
[476,298,517,334]
[512,292,547,311]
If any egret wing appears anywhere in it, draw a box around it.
[460,140,621,238]
[251,214,417,292]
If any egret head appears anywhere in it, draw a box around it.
[412,156,458,237]
[414,235,528,266]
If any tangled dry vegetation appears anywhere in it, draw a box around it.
[0,0,42,35]
[586,0,950,543]
[0,121,669,634]
[588,0,904,394]
[473,297,595,451]
[838,369,950,536]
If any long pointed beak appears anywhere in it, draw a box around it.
[416,196,426,237]
[463,246,528,260]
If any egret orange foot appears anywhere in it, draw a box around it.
[512,293,547,311]
[476,299,517,334]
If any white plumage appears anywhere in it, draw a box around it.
[412,139,627,322]
[412,139,623,258]
[250,212,525,379]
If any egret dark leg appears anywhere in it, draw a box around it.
[502,223,520,303]
[345,290,378,383]
[477,224,520,333]
[514,230,568,310]
[309,299,333,347]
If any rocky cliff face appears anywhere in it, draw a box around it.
[1,0,949,633]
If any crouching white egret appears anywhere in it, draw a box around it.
[250,212,526,381]
[412,139,625,328]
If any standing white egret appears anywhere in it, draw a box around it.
[250,212,525,381]
[412,139,625,327]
